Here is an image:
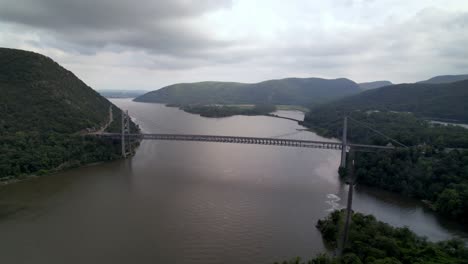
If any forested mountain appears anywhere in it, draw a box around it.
[134,77,360,106]
[308,80,468,122]
[0,48,113,133]
[358,80,393,90]
[418,74,468,84]
[0,48,134,180]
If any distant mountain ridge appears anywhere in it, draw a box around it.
[134,77,360,106]
[418,74,468,84]
[358,81,393,90]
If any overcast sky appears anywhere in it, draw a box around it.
[1,0,468,90]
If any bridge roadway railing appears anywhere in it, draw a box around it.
[97,133,396,151]
[98,133,345,150]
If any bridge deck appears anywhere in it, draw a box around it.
[97,133,395,150]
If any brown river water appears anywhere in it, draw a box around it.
[0,99,466,264]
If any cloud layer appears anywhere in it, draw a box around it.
[1,0,468,89]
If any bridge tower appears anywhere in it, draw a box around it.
[121,109,130,158]
[340,116,348,168]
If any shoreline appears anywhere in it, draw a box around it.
[0,160,113,187]
[0,139,142,187]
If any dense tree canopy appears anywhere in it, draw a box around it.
[354,148,468,222]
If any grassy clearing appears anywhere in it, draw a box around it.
[225,104,255,109]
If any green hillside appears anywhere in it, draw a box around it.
[0,48,114,133]
[134,77,360,106]
[308,80,468,122]
[0,48,134,180]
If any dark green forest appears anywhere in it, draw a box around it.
[0,48,136,181]
[304,109,468,222]
[353,147,468,222]
[0,133,122,178]
[277,210,468,264]
[134,77,360,106]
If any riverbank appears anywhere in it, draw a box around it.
[0,160,107,187]
[0,135,140,187]
[0,139,143,187]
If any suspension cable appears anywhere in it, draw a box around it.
[347,116,409,148]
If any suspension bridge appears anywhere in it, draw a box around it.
[94,109,406,256]
[96,110,400,168]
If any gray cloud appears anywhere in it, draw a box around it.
[259,8,468,82]
[0,0,231,29]
[0,0,232,55]
[1,0,468,87]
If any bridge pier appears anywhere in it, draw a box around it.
[121,109,130,158]
[339,148,355,257]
